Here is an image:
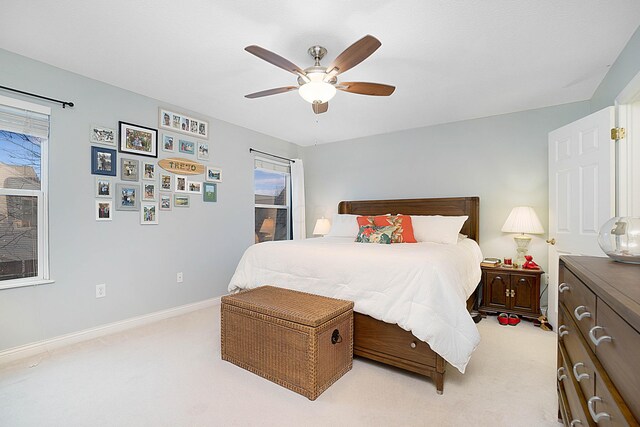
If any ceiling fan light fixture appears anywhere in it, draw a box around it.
[298,72,336,104]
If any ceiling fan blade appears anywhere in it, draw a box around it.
[337,82,395,96]
[245,45,306,77]
[245,86,298,99]
[326,35,381,76]
[312,102,328,114]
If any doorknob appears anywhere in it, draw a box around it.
[546,238,556,245]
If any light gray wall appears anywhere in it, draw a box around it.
[591,24,640,111]
[302,102,591,292]
[0,49,299,351]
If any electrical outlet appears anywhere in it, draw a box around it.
[177,272,183,283]
[96,283,106,298]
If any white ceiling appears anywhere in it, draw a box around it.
[2,1,640,146]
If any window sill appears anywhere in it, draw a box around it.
[0,279,55,291]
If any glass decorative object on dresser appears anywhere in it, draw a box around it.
[598,217,640,264]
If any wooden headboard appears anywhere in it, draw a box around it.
[338,196,480,242]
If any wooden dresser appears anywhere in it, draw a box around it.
[557,256,640,427]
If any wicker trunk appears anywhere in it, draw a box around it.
[221,286,354,400]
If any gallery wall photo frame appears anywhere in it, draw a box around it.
[203,182,217,202]
[91,146,117,176]
[121,158,140,181]
[178,139,195,155]
[159,107,209,139]
[118,121,158,158]
[96,177,112,198]
[90,125,116,146]
[187,180,202,194]
[197,142,209,161]
[96,200,113,221]
[161,134,175,152]
[115,183,140,211]
[175,175,188,193]
[140,203,158,225]
[142,182,157,201]
[160,174,172,191]
[159,193,172,211]
[174,194,190,207]
[142,162,156,180]
[206,167,222,182]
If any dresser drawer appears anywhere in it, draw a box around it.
[558,343,594,427]
[559,305,596,400]
[353,313,436,366]
[594,301,640,422]
[589,373,636,427]
[559,267,597,350]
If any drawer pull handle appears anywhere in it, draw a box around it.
[572,362,589,382]
[557,367,567,382]
[331,329,342,344]
[410,341,417,349]
[573,306,591,321]
[588,326,612,346]
[558,325,569,338]
[569,420,583,427]
[587,396,611,423]
[559,283,570,293]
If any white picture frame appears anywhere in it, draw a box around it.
[159,107,209,139]
[142,162,156,180]
[197,142,209,160]
[90,125,116,146]
[174,194,190,207]
[140,202,158,225]
[142,182,157,201]
[187,180,202,194]
[95,177,112,198]
[205,167,222,183]
[159,193,172,211]
[161,134,175,152]
[160,173,172,191]
[175,175,188,193]
[96,200,113,221]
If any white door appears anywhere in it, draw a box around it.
[547,106,615,328]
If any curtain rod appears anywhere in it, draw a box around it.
[249,148,295,163]
[0,85,75,109]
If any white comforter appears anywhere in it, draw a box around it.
[228,237,483,373]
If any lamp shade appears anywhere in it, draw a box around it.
[260,218,275,234]
[313,217,331,236]
[501,207,544,234]
[298,72,336,104]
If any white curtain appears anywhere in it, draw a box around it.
[290,158,306,240]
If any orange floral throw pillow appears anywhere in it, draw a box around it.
[356,215,417,243]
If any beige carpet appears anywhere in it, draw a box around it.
[0,304,559,427]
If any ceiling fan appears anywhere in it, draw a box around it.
[244,35,395,114]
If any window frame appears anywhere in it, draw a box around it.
[253,156,291,242]
[0,95,52,290]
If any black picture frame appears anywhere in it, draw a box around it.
[118,121,158,158]
[91,146,117,176]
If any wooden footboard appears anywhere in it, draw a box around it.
[340,196,481,394]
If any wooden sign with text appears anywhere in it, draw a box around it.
[158,158,205,175]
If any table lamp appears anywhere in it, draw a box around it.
[501,206,544,266]
[313,217,331,236]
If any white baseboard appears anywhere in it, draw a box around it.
[0,297,221,366]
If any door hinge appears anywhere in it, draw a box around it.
[611,127,626,140]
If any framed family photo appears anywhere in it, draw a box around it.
[159,107,209,139]
[96,200,113,221]
[91,146,117,176]
[90,125,116,146]
[206,167,222,182]
[95,177,112,198]
[175,175,188,193]
[203,182,217,202]
[161,134,175,152]
[142,162,156,180]
[115,183,140,211]
[118,121,158,158]
[121,158,139,181]
[142,183,156,201]
[197,142,209,160]
[159,193,172,211]
[160,174,172,191]
[140,203,158,225]
[187,180,202,194]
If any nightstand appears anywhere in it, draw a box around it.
[478,265,544,320]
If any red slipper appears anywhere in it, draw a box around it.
[508,314,520,326]
[498,313,509,325]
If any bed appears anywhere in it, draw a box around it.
[228,197,481,394]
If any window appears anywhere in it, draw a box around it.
[254,157,290,243]
[0,95,50,288]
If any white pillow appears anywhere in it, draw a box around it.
[411,215,469,244]
[326,213,360,237]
